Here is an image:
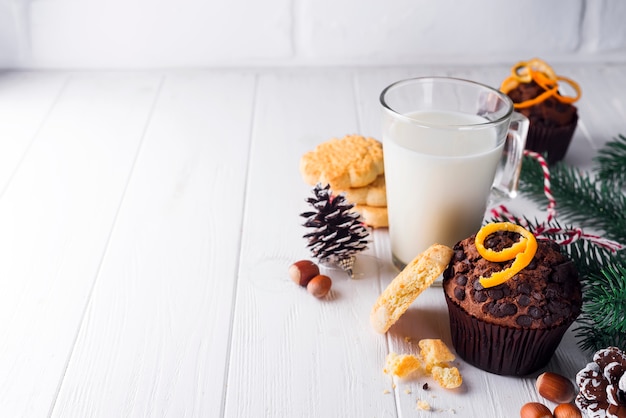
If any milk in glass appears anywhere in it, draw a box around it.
[383,110,502,267]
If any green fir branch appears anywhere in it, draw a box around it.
[579,264,626,333]
[516,137,626,352]
[574,263,626,352]
[519,155,626,246]
[574,322,626,353]
[594,133,626,185]
[564,236,617,279]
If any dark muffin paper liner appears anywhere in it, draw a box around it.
[525,113,578,165]
[445,293,574,376]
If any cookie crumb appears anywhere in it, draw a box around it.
[416,399,431,411]
[404,389,412,394]
[380,339,463,393]
[418,339,456,372]
[382,389,390,394]
[431,366,462,389]
[384,352,421,378]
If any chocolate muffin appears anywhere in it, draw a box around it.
[507,80,578,165]
[442,229,582,376]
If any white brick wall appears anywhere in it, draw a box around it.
[0,0,625,68]
[297,0,584,64]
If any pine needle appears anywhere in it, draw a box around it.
[595,133,626,185]
[574,322,626,353]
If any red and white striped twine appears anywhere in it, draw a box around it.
[489,150,625,253]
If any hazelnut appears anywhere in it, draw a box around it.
[536,372,576,404]
[289,260,319,286]
[520,402,553,418]
[307,274,332,298]
[553,403,582,418]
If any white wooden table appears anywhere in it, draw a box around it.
[0,64,624,417]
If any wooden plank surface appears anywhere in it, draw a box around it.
[0,71,68,192]
[223,70,396,417]
[50,71,256,417]
[0,72,162,417]
[0,65,622,417]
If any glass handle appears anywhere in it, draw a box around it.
[492,111,529,199]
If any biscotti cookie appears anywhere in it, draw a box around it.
[352,204,388,229]
[370,244,453,333]
[335,174,386,207]
[300,134,384,190]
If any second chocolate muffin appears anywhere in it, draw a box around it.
[506,80,578,165]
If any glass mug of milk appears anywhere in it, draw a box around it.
[380,77,529,271]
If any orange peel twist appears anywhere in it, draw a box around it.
[475,222,538,288]
[499,58,581,109]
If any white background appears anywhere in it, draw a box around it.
[0,0,625,68]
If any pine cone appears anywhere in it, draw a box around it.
[300,184,370,271]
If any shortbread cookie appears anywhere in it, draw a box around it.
[300,135,384,190]
[336,175,386,207]
[352,204,388,229]
[370,244,453,334]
